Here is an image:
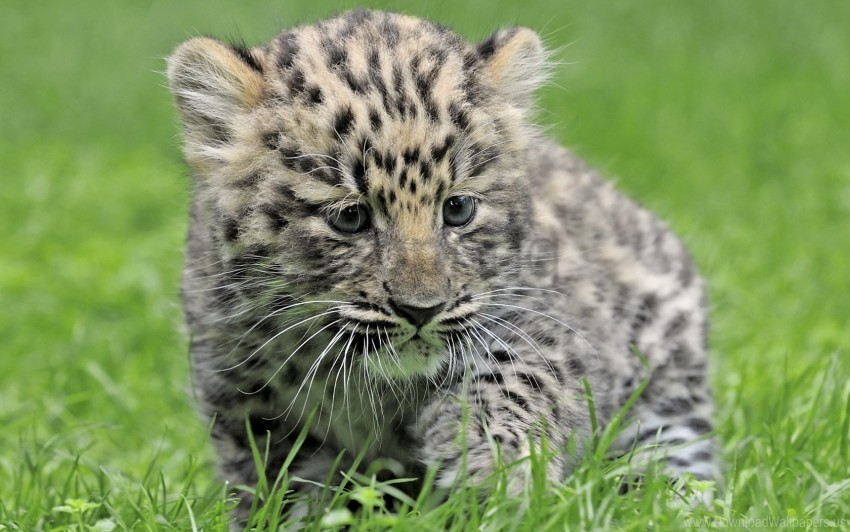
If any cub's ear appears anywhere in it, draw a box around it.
[477,28,549,110]
[166,37,265,146]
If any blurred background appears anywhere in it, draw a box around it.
[2,0,848,526]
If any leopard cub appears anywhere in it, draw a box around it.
[167,8,715,520]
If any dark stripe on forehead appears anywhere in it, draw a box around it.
[276,32,299,70]
[326,44,347,69]
[352,157,368,194]
[379,16,400,46]
[287,69,306,98]
[431,134,455,162]
[419,160,432,182]
[403,147,420,166]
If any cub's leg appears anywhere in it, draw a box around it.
[614,289,717,484]
[414,337,594,491]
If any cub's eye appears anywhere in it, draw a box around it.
[328,204,370,233]
[443,195,476,227]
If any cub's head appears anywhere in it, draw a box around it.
[167,10,549,379]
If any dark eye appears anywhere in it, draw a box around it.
[328,204,370,233]
[443,195,476,227]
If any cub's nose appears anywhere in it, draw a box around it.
[389,299,446,328]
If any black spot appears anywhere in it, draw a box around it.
[240,243,270,261]
[222,217,239,242]
[463,52,481,72]
[415,73,431,104]
[262,131,280,151]
[476,372,504,385]
[347,8,373,24]
[424,99,440,122]
[398,168,408,189]
[333,106,356,137]
[343,70,367,94]
[655,397,693,417]
[380,18,400,46]
[327,45,347,69]
[427,45,448,66]
[384,152,397,175]
[506,221,525,251]
[247,415,277,436]
[537,335,557,347]
[693,450,713,462]
[671,344,694,365]
[567,358,585,375]
[375,190,388,215]
[278,144,302,171]
[368,46,381,71]
[686,417,713,434]
[666,457,690,468]
[665,312,689,339]
[419,160,432,182]
[388,190,397,205]
[435,181,445,201]
[288,69,306,97]
[368,108,382,131]
[276,33,299,70]
[392,62,405,96]
[410,53,422,75]
[431,135,454,162]
[403,147,420,166]
[685,373,704,386]
[295,154,318,174]
[449,102,470,130]
[305,85,323,106]
[352,158,368,194]
[233,173,263,189]
[260,204,288,231]
[486,352,506,364]
[409,179,417,194]
[505,390,530,410]
[407,100,419,119]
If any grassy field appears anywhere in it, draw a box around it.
[2,0,849,529]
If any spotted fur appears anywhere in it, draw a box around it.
[167,9,716,523]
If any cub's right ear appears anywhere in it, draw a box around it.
[166,37,265,147]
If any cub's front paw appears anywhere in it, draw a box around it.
[415,398,516,490]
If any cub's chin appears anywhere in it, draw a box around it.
[364,333,447,380]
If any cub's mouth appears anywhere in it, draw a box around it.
[324,295,482,379]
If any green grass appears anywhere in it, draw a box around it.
[2,0,849,529]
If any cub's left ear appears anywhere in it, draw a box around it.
[478,28,548,110]
[166,37,265,149]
